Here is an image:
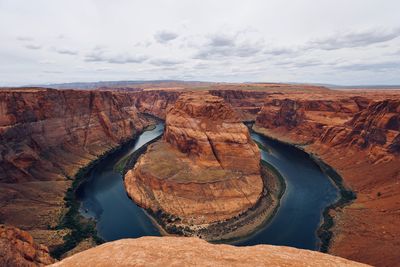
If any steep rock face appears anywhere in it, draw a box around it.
[51,237,370,267]
[209,89,271,120]
[125,92,263,226]
[255,97,367,144]
[164,92,260,173]
[311,100,400,266]
[254,95,400,267]
[132,90,181,119]
[0,224,55,266]
[319,100,400,152]
[0,88,147,249]
[0,89,145,183]
[256,99,306,129]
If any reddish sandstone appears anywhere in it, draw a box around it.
[125,92,263,225]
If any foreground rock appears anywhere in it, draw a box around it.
[51,236,369,267]
[125,92,265,238]
[0,224,55,266]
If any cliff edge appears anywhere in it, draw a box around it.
[51,236,370,267]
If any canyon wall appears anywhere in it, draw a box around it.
[254,93,400,267]
[131,90,181,119]
[125,92,263,229]
[0,88,148,249]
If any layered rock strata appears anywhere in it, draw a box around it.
[0,88,148,249]
[254,96,400,267]
[125,92,264,235]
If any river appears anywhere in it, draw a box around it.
[76,122,339,249]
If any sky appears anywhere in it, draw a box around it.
[1,0,400,86]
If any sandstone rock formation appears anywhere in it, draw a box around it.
[255,97,365,144]
[1,84,400,266]
[131,90,181,119]
[0,224,55,266]
[164,92,260,173]
[125,92,263,232]
[320,100,400,152]
[0,88,148,249]
[50,236,370,267]
[254,92,400,267]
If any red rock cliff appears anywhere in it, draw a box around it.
[254,93,400,267]
[0,88,147,249]
[164,92,260,173]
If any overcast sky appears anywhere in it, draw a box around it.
[1,0,400,86]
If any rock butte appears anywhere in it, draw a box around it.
[51,237,370,267]
[124,92,263,226]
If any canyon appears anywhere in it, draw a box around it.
[124,92,274,239]
[0,83,399,266]
[253,90,400,267]
[0,88,150,250]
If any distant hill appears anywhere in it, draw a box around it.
[31,80,214,90]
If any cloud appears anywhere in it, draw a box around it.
[134,40,152,47]
[39,59,56,64]
[43,70,63,74]
[263,47,296,56]
[96,67,111,72]
[335,61,400,72]
[209,35,235,47]
[55,48,78,55]
[154,30,178,43]
[85,50,148,64]
[306,28,400,50]
[25,44,42,50]
[194,33,263,59]
[292,59,326,68]
[149,58,183,66]
[107,55,148,64]
[16,36,33,42]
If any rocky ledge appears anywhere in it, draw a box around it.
[51,236,370,267]
[124,92,272,239]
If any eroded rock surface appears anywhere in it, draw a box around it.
[125,92,263,228]
[51,237,370,267]
[254,93,400,267]
[0,224,55,266]
[0,88,147,249]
